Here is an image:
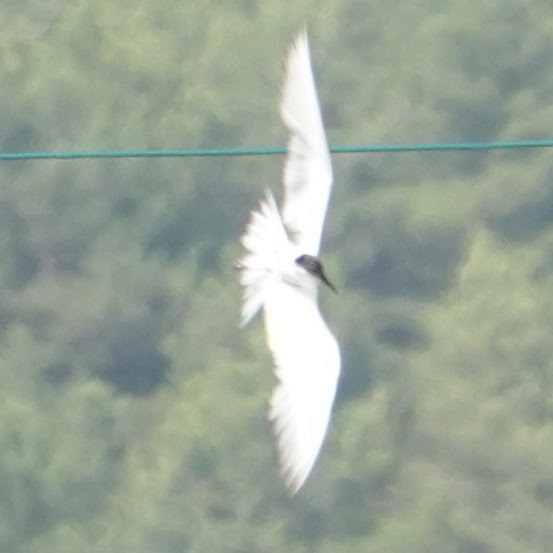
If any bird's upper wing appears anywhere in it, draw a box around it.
[264,281,340,493]
[280,29,333,256]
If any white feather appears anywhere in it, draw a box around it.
[280,29,333,255]
[238,191,292,327]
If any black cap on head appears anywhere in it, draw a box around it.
[295,254,337,293]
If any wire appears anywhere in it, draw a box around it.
[1,139,553,161]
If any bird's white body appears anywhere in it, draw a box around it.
[238,29,340,494]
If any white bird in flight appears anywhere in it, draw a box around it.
[237,29,340,494]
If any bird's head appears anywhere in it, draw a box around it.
[295,254,337,293]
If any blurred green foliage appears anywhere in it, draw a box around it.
[2,0,553,551]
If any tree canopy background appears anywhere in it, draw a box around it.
[2,1,553,552]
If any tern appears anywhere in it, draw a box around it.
[237,29,340,494]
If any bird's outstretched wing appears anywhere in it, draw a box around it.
[264,282,340,494]
[280,29,333,256]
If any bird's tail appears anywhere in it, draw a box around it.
[237,190,289,326]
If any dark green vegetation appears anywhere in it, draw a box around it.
[2,1,553,551]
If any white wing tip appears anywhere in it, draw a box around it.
[268,382,331,495]
[268,411,312,495]
[292,26,309,48]
[282,28,311,86]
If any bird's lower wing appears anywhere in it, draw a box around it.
[263,282,340,493]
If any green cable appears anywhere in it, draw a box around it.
[1,139,553,160]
